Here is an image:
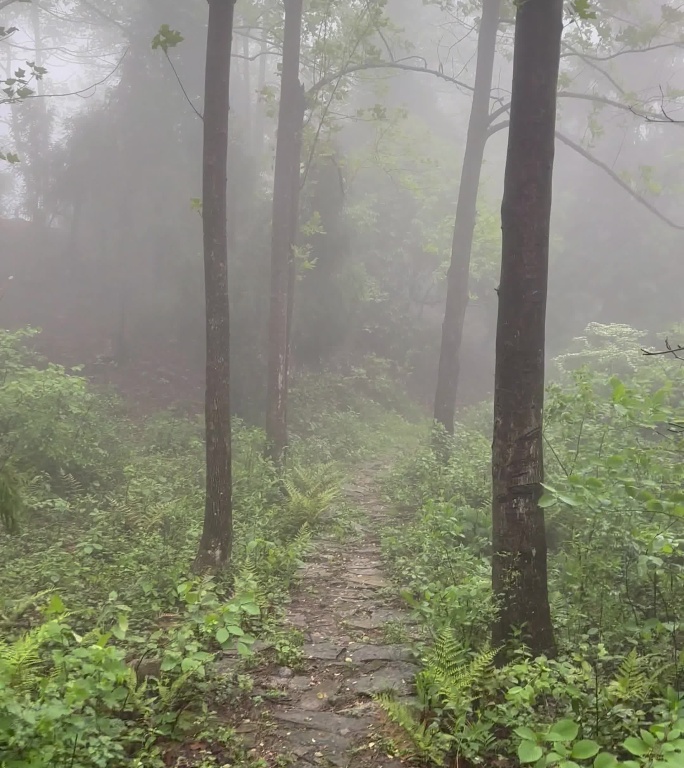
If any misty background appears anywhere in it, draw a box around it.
[0,0,682,419]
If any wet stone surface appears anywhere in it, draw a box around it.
[222,461,417,768]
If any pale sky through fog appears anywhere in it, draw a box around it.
[1,4,125,147]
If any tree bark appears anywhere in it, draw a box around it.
[194,0,237,572]
[266,0,305,464]
[29,0,48,227]
[433,0,501,442]
[254,37,268,159]
[491,0,562,657]
[241,36,253,152]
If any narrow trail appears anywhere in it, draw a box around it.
[236,460,417,768]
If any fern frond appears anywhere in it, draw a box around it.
[58,470,84,500]
[0,463,24,533]
[292,523,312,553]
[421,630,495,701]
[0,621,54,692]
[376,692,448,765]
[607,649,650,702]
[1,589,54,625]
[235,563,269,610]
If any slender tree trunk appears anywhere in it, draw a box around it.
[194,0,237,572]
[241,36,253,152]
[285,107,304,359]
[491,0,562,657]
[26,0,49,227]
[266,0,305,464]
[433,0,501,441]
[254,38,267,159]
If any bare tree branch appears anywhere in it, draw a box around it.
[309,57,666,130]
[642,340,684,360]
[554,130,684,230]
[487,119,684,231]
[0,0,24,11]
[630,85,684,126]
[563,47,627,94]
[561,41,684,62]
[162,49,203,120]
[1,48,128,105]
[489,91,664,123]
[308,57,475,97]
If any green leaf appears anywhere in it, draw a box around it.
[594,753,618,768]
[571,0,597,20]
[549,720,580,742]
[519,741,544,763]
[151,24,184,53]
[572,741,600,760]
[538,492,557,508]
[623,738,650,757]
[180,657,201,673]
[216,627,229,645]
[516,727,540,742]
[47,594,65,615]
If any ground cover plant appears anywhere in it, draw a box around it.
[0,328,399,766]
[379,325,684,768]
[3,1,684,764]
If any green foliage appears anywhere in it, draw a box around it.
[516,709,684,768]
[0,328,127,529]
[0,329,364,763]
[0,463,24,534]
[281,463,342,534]
[552,323,650,378]
[377,637,497,765]
[151,24,184,53]
[0,35,48,164]
[288,362,420,464]
[0,581,265,767]
[381,324,684,766]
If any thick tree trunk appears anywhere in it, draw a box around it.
[433,0,501,440]
[194,0,237,572]
[266,0,305,464]
[491,0,562,657]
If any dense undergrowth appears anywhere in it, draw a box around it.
[379,324,684,768]
[5,322,684,768]
[0,328,414,767]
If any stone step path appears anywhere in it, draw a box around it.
[236,462,417,768]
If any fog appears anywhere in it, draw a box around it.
[1,0,682,417]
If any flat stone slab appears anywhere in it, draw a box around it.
[298,679,341,711]
[347,573,388,588]
[349,662,417,696]
[286,612,310,628]
[342,608,411,630]
[349,644,413,663]
[272,709,372,734]
[289,675,315,692]
[302,642,346,661]
[299,565,331,579]
[283,729,353,767]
